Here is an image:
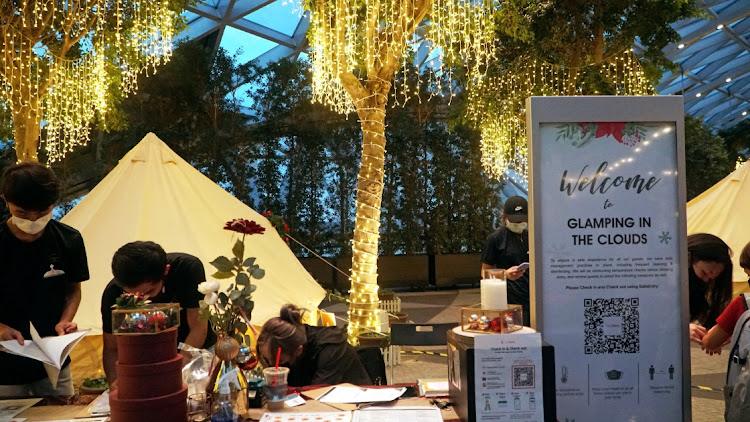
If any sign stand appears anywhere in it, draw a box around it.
[526,96,689,422]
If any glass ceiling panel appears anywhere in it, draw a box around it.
[219,27,279,63]
[244,0,303,37]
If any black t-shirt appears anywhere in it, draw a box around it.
[287,325,372,387]
[0,220,89,385]
[480,227,530,303]
[100,253,216,349]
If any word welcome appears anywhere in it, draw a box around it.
[560,161,661,196]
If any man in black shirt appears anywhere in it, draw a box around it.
[0,163,89,397]
[481,196,530,326]
[101,241,217,387]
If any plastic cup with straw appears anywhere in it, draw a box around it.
[263,347,289,411]
[273,347,281,386]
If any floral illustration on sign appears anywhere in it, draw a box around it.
[555,122,648,147]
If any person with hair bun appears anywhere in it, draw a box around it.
[257,304,371,387]
[688,233,734,344]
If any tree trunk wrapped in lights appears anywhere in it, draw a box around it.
[1,0,188,163]
[304,0,496,343]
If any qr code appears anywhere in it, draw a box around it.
[512,365,535,389]
[584,298,639,354]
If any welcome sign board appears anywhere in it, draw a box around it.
[526,96,689,422]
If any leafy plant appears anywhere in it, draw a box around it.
[199,219,266,344]
[112,293,151,309]
[81,375,108,390]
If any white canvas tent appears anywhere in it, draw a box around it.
[62,133,326,333]
[687,160,750,284]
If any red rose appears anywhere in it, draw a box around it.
[223,219,266,235]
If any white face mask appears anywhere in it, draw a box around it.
[506,221,528,234]
[12,212,53,234]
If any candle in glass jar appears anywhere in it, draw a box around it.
[481,279,508,310]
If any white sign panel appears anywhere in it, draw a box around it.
[474,333,544,422]
[527,96,688,422]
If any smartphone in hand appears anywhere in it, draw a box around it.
[515,262,530,272]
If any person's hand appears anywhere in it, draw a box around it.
[704,346,722,356]
[0,324,24,345]
[506,267,524,281]
[689,323,706,344]
[55,321,78,336]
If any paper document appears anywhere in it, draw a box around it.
[88,391,110,416]
[353,406,443,422]
[418,379,449,397]
[0,323,88,387]
[318,386,406,403]
[30,418,108,422]
[0,398,41,419]
[260,412,351,422]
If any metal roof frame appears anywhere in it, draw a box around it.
[656,0,750,131]
[174,0,750,130]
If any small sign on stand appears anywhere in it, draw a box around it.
[474,333,544,422]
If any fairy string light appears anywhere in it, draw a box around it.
[0,0,177,162]
[469,50,654,182]
[305,0,497,343]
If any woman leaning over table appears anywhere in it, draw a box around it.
[688,233,734,345]
[256,304,372,387]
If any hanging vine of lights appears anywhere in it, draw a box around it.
[306,0,497,112]
[0,0,177,162]
[304,0,497,342]
[468,50,654,182]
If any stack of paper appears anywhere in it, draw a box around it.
[353,407,443,422]
[317,386,406,404]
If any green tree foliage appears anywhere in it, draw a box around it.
[684,115,733,200]
[250,59,502,256]
[494,0,701,80]
[56,47,501,258]
[719,119,750,160]
[92,40,259,202]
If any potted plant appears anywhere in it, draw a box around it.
[79,374,108,395]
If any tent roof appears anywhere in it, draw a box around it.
[61,133,325,332]
[686,160,750,283]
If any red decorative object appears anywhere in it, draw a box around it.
[490,317,505,332]
[115,355,183,399]
[148,312,166,331]
[594,122,626,143]
[223,219,266,235]
[110,328,187,422]
[116,328,178,364]
[110,386,188,422]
